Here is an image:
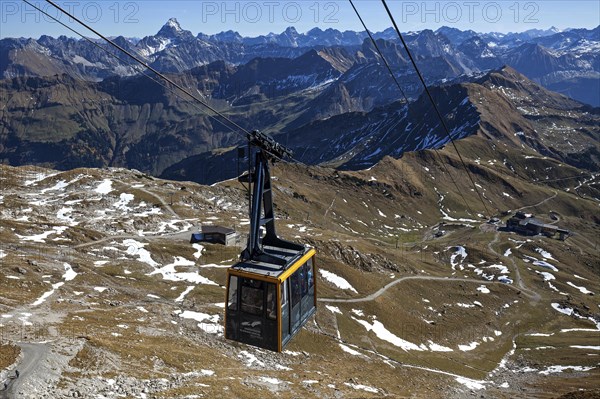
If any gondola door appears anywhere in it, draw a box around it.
[226,274,279,351]
[289,268,302,334]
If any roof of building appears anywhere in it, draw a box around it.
[515,211,533,219]
[511,216,557,230]
[508,213,569,236]
[522,218,558,229]
[200,225,236,235]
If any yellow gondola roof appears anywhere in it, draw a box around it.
[229,246,315,281]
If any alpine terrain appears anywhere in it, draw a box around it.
[0,13,599,399]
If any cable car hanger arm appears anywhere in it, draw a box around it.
[240,131,304,266]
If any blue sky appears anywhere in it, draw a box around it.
[1,1,599,39]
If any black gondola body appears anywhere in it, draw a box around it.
[225,247,317,351]
[225,131,317,352]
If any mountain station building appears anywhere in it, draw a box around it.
[191,225,239,246]
[506,212,570,240]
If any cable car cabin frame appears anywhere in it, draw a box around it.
[225,131,317,352]
[225,247,316,352]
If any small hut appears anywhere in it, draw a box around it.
[191,226,238,246]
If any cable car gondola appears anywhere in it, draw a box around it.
[225,131,317,352]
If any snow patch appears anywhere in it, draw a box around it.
[566,281,594,295]
[344,382,379,393]
[149,256,217,285]
[56,207,77,226]
[62,263,77,281]
[32,282,64,306]
[535,248,555,260]
[175,286,195,302]
[525,255,559,272]
[114,193,134,210]
[123,239,160,268]
[353,317,423,351]
[535,271,555,281]
[538,365,594,375]
[428,341,453,352]
[477,285,490,294]
[458,342,479,351]
[94,261,109,267]
[570,345,600,350]
[179,311,219,326]
[325,305,342,314]
[319,269,357,293]
[16,226,68,243]
[192,244,204,259]
[449,246,467,270]
[259,376,285,385]
[339,343,361,356]
[95,179,113,195]
[455,377,486,390]
[40,180,69,193]
[551,303,573,316]
[238,351,265,367]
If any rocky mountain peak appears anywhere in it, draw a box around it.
[284,26,299,35]
[157,18,185,38]
[213,30,243,43]
[166,17,182,30]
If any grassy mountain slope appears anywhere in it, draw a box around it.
[163,66,599,185]
[0,134,598,397]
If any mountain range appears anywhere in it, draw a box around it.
[161,66,600,183]
[1,19,599,398]
[2,19,599,106]
[1,61,598,185]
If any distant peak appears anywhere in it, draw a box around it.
[166,18,182,31]
[157,18,183,37]
[284,26,299,35]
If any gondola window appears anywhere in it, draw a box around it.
[228,276,238,311]
[241,279,263,316]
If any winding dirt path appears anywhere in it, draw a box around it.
[73,182,191,250]
[137,187,178,218]
[477,190,560,303]
[2,343,49,399]
[486,231,541,302]
[516,191,557,212]
[318,275,520,303]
